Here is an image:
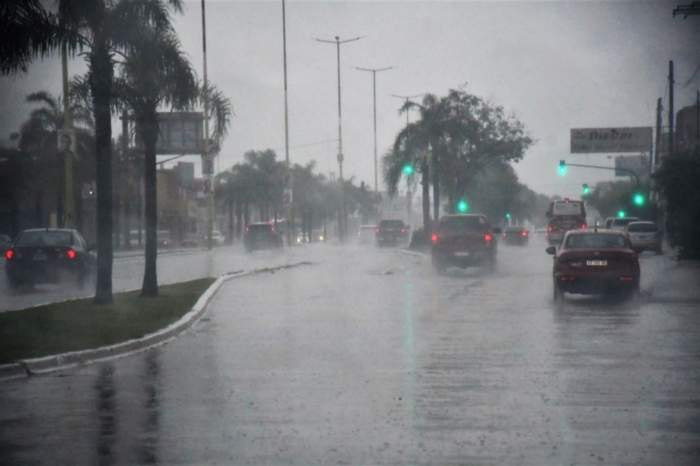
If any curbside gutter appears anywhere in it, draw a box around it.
[0,262,312,382]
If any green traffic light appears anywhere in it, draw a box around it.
[557,160,567,176]
[582,183,590,195]
[617,210,626,218]
[402,164,414,176]
[632,192,645,206]
[505,212,512,220]
[457,199,469,213]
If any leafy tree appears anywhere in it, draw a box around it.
[654,148,700,259]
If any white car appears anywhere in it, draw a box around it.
[609,217,639,232]
[626,221,662,254]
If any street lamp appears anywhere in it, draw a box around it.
[315,35,363,242]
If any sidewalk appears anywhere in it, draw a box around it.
[646,252,700,303]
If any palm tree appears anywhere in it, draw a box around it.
[115,26,197,297]
[1,0,186,304]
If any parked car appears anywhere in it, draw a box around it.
[4,228,96,289]
[211,230,225,246]
[376,219,409,247]
[243,223,283,252]
[431,214,500,272]
[502,225,530,245]
[357,225,377,244]
[546,229,639,300]
[626,221,662,254]
[608,216,639,232]
[157,230,172,248]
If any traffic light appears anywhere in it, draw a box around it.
[632,192,646,207]
[505,212,512,220]
[457,199,469,213]
[558,160,567,176]
[617,210,626,218]
[402,164,414,176]
[582,183,590,196]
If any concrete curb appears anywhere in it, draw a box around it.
[0,262,312,382]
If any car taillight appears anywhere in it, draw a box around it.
[431,233,439,244]
[66,248,77,260]
[580,224,587,230]
[484,233,493,242]
[521,230,529,237]
[4,248,14,260]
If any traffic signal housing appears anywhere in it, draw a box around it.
[582,183,590,196]
[632,192,646,207]
[457,199,469,213]
[402,164,414,176]
[558,160,567,176]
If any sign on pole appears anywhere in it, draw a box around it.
[615,154,649,177]
[153,112,204,154]
[570,127,653,154]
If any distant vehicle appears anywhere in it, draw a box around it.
[157,230,172,248]
[546,229,639,300]
[357,225,376,244]
[311,229,326,242]
[211,230,225,246]
[609,216,639,232]
[243,223,283,252]
[534,227,547,235]
[546,199,586,245]
[626,221,662,254]
[181,234,200,248]
[3,228,96,289]
[502,225,529,246]
[431,214,500,272]
[376,219,409,247]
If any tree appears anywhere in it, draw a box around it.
[1,0,186,304]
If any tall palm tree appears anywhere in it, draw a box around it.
[115,27,197,297]
[1,0,186,304]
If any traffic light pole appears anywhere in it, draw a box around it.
[563,162,640,187]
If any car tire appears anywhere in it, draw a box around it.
[432,255,446,274]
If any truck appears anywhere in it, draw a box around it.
[546,199,586,245]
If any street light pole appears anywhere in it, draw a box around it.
[315,35,362,242]
[201,0,214,250]
[356,66,393,195]
[61,44,74,228]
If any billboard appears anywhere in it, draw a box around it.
[615,154,649,177]
[155,112,204,154]
[571,127,652,154]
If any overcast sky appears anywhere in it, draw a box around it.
[1,0,698,199]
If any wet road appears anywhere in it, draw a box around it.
[2,239,700,465]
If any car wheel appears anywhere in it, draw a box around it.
[432,255,446,274]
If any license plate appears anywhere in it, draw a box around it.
[586,260,607,266]
[33,252,47,261]
[454,251,470,257]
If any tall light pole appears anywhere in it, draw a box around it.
[315,35,362,242]
[61,45,74,228]
[201,0,214,250]
[356,66,393,195]
[282,0,293,246]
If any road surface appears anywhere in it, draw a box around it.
[1,238,699,465]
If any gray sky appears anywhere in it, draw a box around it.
[1,0,698,199]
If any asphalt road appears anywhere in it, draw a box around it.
[1,238,700,465]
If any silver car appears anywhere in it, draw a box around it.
[626,221,662,254]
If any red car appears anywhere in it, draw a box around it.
[431,214,500,271]
[546,229,639,299]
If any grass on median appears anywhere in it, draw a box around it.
[0,278,216,364]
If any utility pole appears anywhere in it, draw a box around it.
[315,35,362,242]
[282,0,292,246]
[201,0,214,250]
[668,60,674,159]
[356,66,393,195]
[655,97,662,170]
[61,44,74,228]
[696,90,699,141]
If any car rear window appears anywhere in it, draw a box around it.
[379,220,404,228]
[248,224,273,232]
[439,216,487,233]
[565,233,627,249]
[612,217,638,227]
[552,201,583,216]
[627,222,657,233]
[16,231,74,247]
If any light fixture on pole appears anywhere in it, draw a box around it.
[315,35,363,242]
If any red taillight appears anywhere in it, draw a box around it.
[484,233,493,242]
[431,233,439,244]
[66,248,77,260]
[580,224,587,230]
[521,230,529,237]
[4,248,14,260]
